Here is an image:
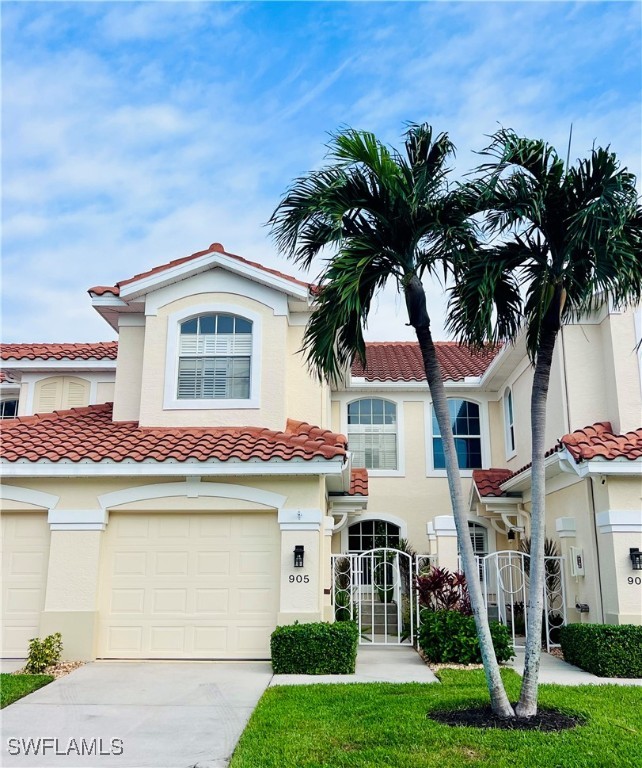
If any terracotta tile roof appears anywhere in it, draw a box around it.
[1,342,118,361]
[0,404,347,465]
[0,370,20,384]
[88,243,313,297]
[473,422,642,499]
[472,469,512,498]
[348,468,368,496]
[351,342,501,382]
[561,421,642,462]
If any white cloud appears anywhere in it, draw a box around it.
[2,1,639,346]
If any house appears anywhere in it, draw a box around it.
[1,242,641,661]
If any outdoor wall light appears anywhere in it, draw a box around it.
[507,529,516,541]
[294,545,305,568]
[629,548,642,571]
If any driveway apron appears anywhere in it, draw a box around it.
[1,661,273,768]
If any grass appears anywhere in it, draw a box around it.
[230,669,642,767]
[1,673,54,708]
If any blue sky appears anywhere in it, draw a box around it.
[2,1,641,342]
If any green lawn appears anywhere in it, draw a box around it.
[230,669,642,768]
[1,673,54,708]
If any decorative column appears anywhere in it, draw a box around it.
[40,509,107,660]
[277,508,323,625]
[433,515,459,572]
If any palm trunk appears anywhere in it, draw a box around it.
[515,292,563,717]
[405,275,514,718]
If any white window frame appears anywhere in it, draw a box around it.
[425,396,489,477]
[163,303,262,410]
[0,397,19,419]
[344,395,405,477]
[504,386,516,459]
[340,512,408,552]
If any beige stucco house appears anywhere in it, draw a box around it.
[1,242,641,661]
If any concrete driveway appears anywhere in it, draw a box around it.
[1,661,273,768]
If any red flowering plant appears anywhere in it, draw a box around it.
[415,566,472,616]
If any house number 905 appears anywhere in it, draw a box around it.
[289,575,310,584]
[628,576,641,585]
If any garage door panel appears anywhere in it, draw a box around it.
[98,512,279,659]
[1,513,50,657]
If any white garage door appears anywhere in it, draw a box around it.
[1,512,50,657]
[97,512,280,659]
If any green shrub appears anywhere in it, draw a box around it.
[418,610,514,664]
[560,623,642,678]
[25,633,63,674]
[271,621,359,674]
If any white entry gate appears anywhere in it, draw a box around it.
[477,550,567,651]
[331,549,434,645]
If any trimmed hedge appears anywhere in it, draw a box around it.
[418,610,514,664]
[271,621,359,674]
[560,623,642,678]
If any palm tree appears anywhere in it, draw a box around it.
[448,129,642,716]
[269,123,514,718]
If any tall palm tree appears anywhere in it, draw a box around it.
[448,129,642,716]
[269,123,514,718]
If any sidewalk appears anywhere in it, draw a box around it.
[508,649,642,686]
[270,644,439,686]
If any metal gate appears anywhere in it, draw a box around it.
[331,549,434,646]
[478,550,567,651]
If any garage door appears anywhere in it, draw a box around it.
[97,512,280,659]
[1,512,50,657]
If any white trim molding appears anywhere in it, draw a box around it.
[98,479,287,512]
[48,509,107,531]
[1,456,345,478]
[555,517,577,539]
[433,515,458,537]
[595,510,642,534]
[278,507,322,531]
[0,484,59,510]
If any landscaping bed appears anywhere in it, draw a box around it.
[230,669,642,767]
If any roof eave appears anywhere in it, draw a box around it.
[118,252,310,303]
[0,456,347,479]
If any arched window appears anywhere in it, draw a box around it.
[0,399,18,419]
[347,398,397,470]
[348,520,400,552]
[504,387,515,454]
[177,313,252,400]
[432,399,482,470]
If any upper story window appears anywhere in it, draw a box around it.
[347,398,397,470]
[178,314,252,400]
[432,399,482,470]
[0,399,18,419]
[504,387,515,454]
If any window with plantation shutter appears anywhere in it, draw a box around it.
[177,314,252,400]
[347,398,397,471]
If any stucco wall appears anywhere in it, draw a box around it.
[113,324,145,421]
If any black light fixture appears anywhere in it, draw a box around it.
[630,548,642,571]
[507,529,516,541]
[294,545,305,568]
